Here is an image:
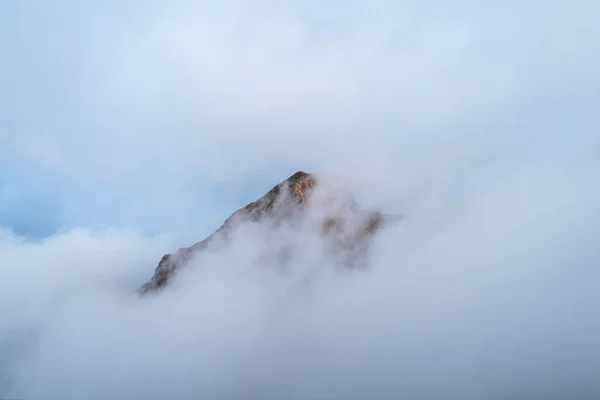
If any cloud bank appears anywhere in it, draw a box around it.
[1,0,600,398]
[1,153,599,399]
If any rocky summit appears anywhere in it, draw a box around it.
[138,171,401,293]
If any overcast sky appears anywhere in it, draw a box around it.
[2,0,598,239]
[1,1,600,398]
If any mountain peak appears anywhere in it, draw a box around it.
[138,171,399,293]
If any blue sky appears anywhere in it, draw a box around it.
[1,0,599,239]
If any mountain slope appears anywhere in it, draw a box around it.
[139,171,400,293]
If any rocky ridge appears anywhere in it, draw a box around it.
[139,171,400,293]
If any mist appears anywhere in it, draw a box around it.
[1,151,599,399]
[2,0,600,398]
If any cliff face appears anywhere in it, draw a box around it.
[139,171,399,293]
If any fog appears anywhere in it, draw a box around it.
[1,149,599,399]
[2,0,600,398]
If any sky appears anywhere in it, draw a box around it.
[1,0,598,239]
[1,0,600,398]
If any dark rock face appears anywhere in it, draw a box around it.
[138,171,399,294]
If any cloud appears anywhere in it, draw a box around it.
[1,0,600,398]
[4,0,600,183]
[2,0,598,223]
[1,148,600,398]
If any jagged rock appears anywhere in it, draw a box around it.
[138,171,400,293]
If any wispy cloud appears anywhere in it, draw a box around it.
[1,0,599,398]
[1,158,599,398]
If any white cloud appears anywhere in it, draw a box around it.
[3,0,599,188]
[1,148,599,398]
[98,0,600,182]
[119,2,511,129]
[1,0,600,397]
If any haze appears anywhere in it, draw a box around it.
[1,0,599,398]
